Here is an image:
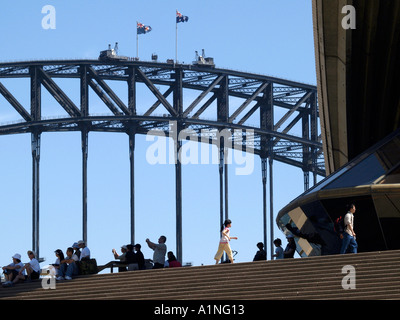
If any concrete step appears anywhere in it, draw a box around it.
[1,250,399,300]
[3,262,399,300]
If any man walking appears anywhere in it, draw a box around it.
[340,203,358,254]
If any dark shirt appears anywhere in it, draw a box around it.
[253,249,266,261]
[125,251,138,264]
[284,241,296,258]
[136,251,145,270]
[75,250,81,259]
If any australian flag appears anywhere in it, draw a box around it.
[137,22,152,34]
[176,10,189,23]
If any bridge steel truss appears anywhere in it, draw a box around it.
[0,60,325,261]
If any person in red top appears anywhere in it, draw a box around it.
[166,251,182,268]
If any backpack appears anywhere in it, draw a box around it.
[79,258,98,275]
[334,216,345,234]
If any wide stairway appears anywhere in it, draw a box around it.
[1,250,399,300]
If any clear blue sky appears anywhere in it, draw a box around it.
[0,0,319,270]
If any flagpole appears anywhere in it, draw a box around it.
[136,22,139,59]
[175,10,178,63]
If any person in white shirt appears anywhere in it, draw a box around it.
[57,247,79,280]
[272,239,284,260]
[340,203,358,254]
[78,240,90,261]
[214,219,238,264]
[14,250,41,283]
[2,254,25,287]
[146,236,167,269]
[50,249,64,277]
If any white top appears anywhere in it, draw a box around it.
[220,227,230,243]
[52,258,60,276]
[17,262,26,275]
[8,262,25,275]
[275,247,284,259]
[28,258,41,272]
[152,243,167,265]
[64,254,79,265]
[80,247,90,260]
[344,212,354,236]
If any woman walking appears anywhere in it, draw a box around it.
[214,219,238,264]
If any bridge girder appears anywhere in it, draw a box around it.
[0,60,325,262]
[0,60,325,175]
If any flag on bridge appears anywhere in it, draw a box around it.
[137,22,152,34]
[175,10,189,62]
[176,10,189,23]
[136,21,152,59]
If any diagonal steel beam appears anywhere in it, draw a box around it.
[274,91,312,131]
[182,75,224,118]
[89,79,122,116]
[0,81,32,122]
[88,67,130,115]
[143,86,174,117]
[229,82,269,123]
[191,93,217,119]
[0,61,324,179]
[136,68,177,116]
[273,113,302,146]
[237,101,261,125]
[39,68,81,117]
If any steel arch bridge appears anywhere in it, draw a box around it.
[0,59,325,262]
